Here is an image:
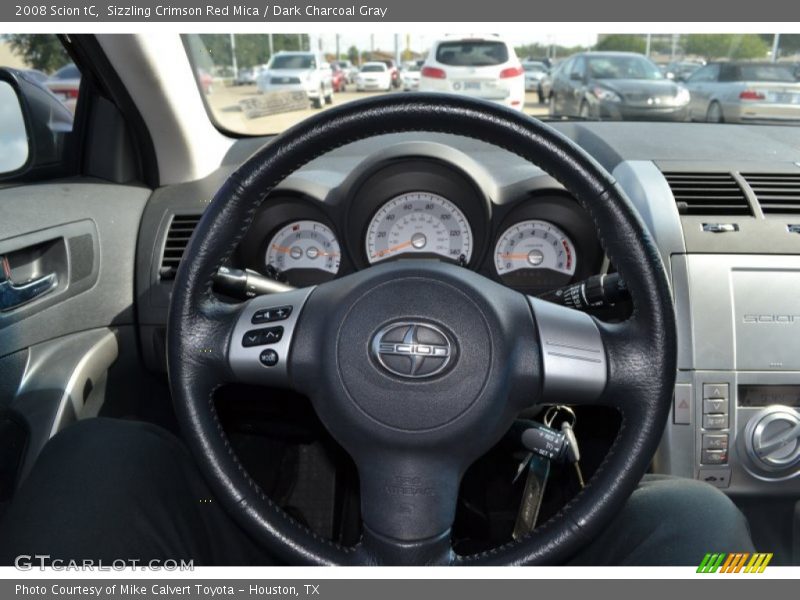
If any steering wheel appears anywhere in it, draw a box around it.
[167,94,676,565]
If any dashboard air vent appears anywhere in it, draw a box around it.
[159,214,201,280]
[663,172,751,216]
[741,173,800,215]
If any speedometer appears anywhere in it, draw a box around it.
[494,219,576,290]
[265,220,340,284]
[365,192,472,264]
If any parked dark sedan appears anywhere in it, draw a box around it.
[549,52,690,121]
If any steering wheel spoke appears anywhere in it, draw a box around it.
[528,297,608,406]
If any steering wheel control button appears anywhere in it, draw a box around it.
[701,449,728,465]
[703,383,729,399]
[252,306,293,324]
[697,468,731,489]
[241,326,284,347]
[259,349,279,367]
[703,414,729,430]
[371,322,453,379]
[673,384,692,425]
[702,434,729,450]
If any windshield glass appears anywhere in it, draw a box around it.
[435,41,509,66]
[186,33,800,135]
[270,54,315,69]
[588,55,664,80]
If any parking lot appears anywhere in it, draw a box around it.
[207,84,549,134]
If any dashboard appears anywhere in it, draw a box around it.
[136,123,800,500]
[235,156,602,295]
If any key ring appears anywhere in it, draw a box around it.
[543,405,577,429]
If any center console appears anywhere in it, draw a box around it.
[615,160,800,496]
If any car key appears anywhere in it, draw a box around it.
[561,420,585,489]
[512,420,568,539]
[512,453,551,540]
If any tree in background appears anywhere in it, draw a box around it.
[758,34,800,58]
[347,45,359,66]
[595,34,647,54]
[6,34,69,72]
[684,34,768,60]
[194,34,310,73]
[515,42,589,62]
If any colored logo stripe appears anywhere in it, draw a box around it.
[697,552,773,573]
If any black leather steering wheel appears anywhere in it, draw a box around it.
[167,93,677,565]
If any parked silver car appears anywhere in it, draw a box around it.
[685,62,800,124]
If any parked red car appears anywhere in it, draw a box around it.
[330,62,347,92]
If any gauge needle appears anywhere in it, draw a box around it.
[371,239,413,259]
[498,253,532,259]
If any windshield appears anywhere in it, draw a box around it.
[186,33,800,135]
[588,55,664,80]
[270,54,315,69]
[435,41,509,66]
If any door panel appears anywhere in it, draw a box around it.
[0,179,149,494]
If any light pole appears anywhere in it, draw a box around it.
[230,33,237,78]
[771,33,781,62]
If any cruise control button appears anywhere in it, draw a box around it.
[252,306,293,324]
[259,349,279,367]
[703,414,729,430]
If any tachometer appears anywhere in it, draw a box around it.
[265,220,340,283]
[365,192,472,264]
[494,220,576,289]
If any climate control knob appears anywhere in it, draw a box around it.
[744,407,800,475]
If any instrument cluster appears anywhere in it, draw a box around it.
[235,157,603,295]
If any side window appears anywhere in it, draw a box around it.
[570,57,586,81]
[687,64,719,83]
[556,58,573,81]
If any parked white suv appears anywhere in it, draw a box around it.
[419,35,526,110]
[257,51,334,108]
[356,62,393,92]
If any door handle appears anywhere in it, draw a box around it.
[0,255,58,312]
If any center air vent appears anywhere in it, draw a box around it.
[159,214,201,280]
[663,172,751,216]
[741,173,800,215]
